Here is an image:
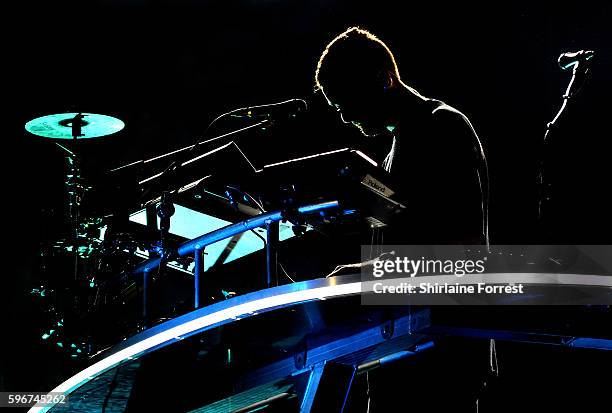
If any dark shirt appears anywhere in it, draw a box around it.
[379,98,489,245]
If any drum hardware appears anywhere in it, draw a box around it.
[27,112,125,280]
[26,112,127,357]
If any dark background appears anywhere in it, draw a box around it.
[2,0,611,409]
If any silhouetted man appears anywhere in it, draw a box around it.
[315,27,489,244]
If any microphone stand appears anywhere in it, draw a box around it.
[537,61,591,226]
[111,98,304,176]
[135,118,270,207]
[128,99,303,323]
[140,191,175,327]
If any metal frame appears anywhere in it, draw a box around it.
[134,200,338,314]
[134,201,338,274]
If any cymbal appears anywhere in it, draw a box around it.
[25,113,125,139]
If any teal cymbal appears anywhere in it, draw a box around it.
[25,113,124,139]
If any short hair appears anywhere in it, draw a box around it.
[315,27,401,94]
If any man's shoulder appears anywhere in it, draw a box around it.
[426,99,472,127]
[420,98,485,160]
[422,99,480,143]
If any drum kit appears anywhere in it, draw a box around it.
[25,110,278,356]
[26,112,132,357]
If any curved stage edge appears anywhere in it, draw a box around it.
[29,274,364,413]
[29,272,612,412]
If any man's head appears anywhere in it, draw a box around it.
[315,27,402,136]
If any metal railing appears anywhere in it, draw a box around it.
[132,200,339,317]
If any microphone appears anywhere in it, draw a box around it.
[558,50,595,71]
[230,98,308,119]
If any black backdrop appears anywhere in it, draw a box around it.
[2,0,611,403]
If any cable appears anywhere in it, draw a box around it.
[250,228,266,245]
[279,263,296,283]
[325,251,395,278]
[490,339,499,377]
[475,339,500,412]
[226,185,266,213]
[366,371,372,413]
[101,366,121,413]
